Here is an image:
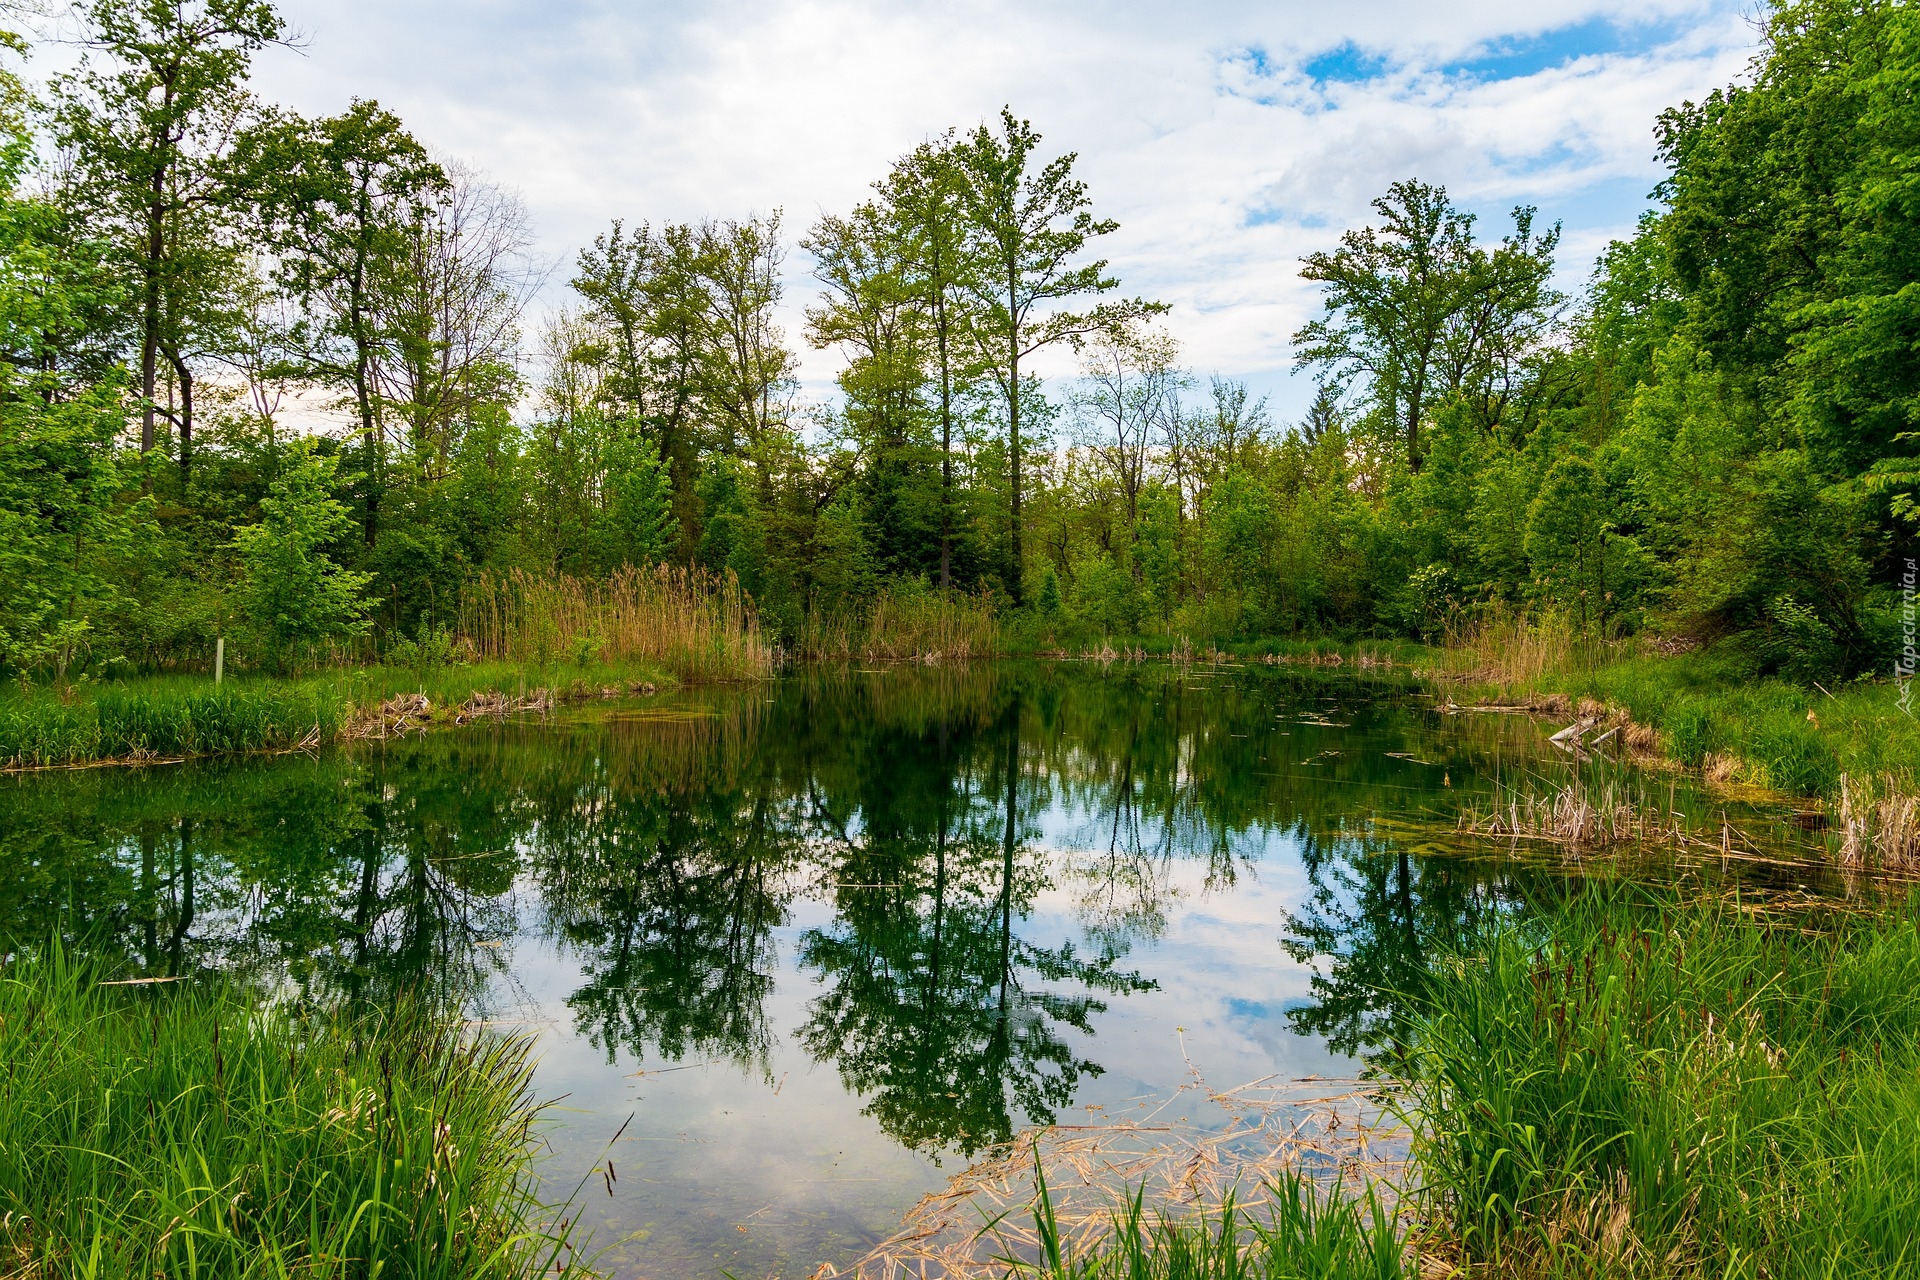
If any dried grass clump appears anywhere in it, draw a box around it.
[819,1070,1403,1280]
[1838,773,1920,871]
[458,566,773,683]
[1459,778,1693,852]
[1703,752,1742,786]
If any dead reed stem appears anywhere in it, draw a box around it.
[1458,777,1709,853]
[1838,773,1920,871]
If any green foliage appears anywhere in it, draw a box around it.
[1403,887,1920,1275]
[228,441,373,669]
[387,621,460,678]
[2,0,1913,725]
[0,945,570,1278]
[598,431,679,569]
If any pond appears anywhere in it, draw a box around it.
[0,662,1822,1278]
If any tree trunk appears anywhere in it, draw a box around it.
[936,283,954,591]
[1006,276,1024,605]
[169,349,194,480]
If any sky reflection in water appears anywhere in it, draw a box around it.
[0,663,1807,1278]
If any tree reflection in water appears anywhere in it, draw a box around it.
[797,700,1155,1156]
[0,661,1569,1159]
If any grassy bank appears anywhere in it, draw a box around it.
[1405,886,1920,1277]
[1013,884,1920,1279]
[1,564,782,770]
[1441,616,1919,801]
[0,950,572,1279]
[0,660,674,770]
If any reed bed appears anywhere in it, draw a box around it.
[798,588,1001,661]
[1443,611,1592,693]
[1401,887,1920,1278]
[458,566,774,683]
[1838,773,1920,872]
[0,948,575,1280]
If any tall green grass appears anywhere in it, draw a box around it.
[0,684,349,768]
[0,950,575,1279]
[1008,1167,1408,1280]
[1400,887,1920,1277]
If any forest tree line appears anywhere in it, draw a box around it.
[0,0,1914,682]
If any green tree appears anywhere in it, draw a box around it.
[598,433,678,569]
[804,198,938,578]
[1294,181,1560,472]
[229,440,373,668]
[52,0,284,478]
[950,108,1159,604]
[243,99,445,543]
[885,138,979,588]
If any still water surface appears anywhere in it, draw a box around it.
[0,663,1816,1277]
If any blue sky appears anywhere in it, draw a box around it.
[216,0,1757,422]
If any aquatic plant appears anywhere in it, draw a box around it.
[0,684,346,768]
[1839,773,1920,872]
[0,948,578,1279]
[798,585,1001,661]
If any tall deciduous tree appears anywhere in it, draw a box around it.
[697,213,796,494]
[805,199,934,577]
[242,98,444,541]
[378,161,534,476]
[52,0,283,478]
[1293,180,1559,472]
[1073,328,1181,585]
[950,109,1159,604]
[885,138,977,588]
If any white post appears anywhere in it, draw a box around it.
[215,636,225,686]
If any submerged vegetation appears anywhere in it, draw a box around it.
[0,949,568,1279]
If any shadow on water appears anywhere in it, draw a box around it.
[0,661,1837,1277]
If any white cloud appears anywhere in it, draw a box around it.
[234,0,1758,418]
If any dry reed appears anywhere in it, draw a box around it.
[799,589,1000,662]
[1838,773,1920,871]
[1459,777,1699,852]
[1444,610,1586,692]
[457,566,774,682]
